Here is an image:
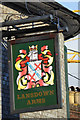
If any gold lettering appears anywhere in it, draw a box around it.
[27,98,45,105]
[22,94,25,99]
[36,99,41,104]
[17,90,54,101]
[42,98,45,103]
[26,93,30,98]
[30,93,34,98]
[34,92,38,97]
[27,100,31,105]
[32,99,36,104]
[39,92,42,97]
[17,95,21,99]
[49,90,54,95]
[43,91,49,96]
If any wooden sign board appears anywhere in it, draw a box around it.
[8,33,62,114]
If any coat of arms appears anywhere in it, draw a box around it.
[15,45,54,90]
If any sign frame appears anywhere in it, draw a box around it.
[8,33,62,114]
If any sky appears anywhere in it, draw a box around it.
[56,0,80,87]
[56,0,79,2]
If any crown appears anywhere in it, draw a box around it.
[29,45,38,51]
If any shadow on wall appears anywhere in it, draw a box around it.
[2,45,20,120]
[69,86,80,105]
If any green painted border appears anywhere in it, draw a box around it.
[64,46,70,119]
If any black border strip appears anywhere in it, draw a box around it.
[8,32,62,114]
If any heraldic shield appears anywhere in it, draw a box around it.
[15,45,54,90]
[27,60,42,82]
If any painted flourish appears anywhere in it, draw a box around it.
[15,45,54,90]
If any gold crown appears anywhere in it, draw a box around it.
[29,45,38,51]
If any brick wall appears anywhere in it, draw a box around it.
[0,4,19,120]
[2,44,19,119]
